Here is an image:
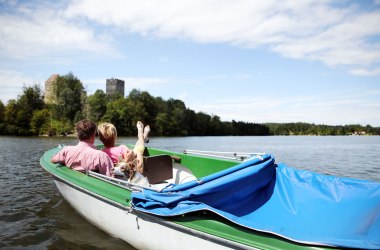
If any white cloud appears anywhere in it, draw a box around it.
[190,91,380,126]
[273,10,380,66]
[0,70,40,103]
[0,3,117,61]
[1,1,379,74]
[349,67,380,76]
[64,0,380,75]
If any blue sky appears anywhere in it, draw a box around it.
[1,0,380,126]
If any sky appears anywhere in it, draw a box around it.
[1,0,380,126]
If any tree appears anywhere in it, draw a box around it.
[167,99,187,135]
[194,112,211,135]
[30,109,51,135]
[49,119,73,136]
[4,72,380,137]
[52,72,85,123]
[17,84,45,134]
[0,100,4,123]
[155,112,171,136]
[1,84,44,135]
[126,90,150,128]
[102,98,144,135]
[209,115,224,135]
[0,100,5,134]
[183,109,197,135]
[87,90,108,122]
[140,91,160,128]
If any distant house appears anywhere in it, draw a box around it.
[44,74,59,104]
[352,131,366,136]
[106,78,125,96]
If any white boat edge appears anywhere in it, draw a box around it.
[53,176,256,250]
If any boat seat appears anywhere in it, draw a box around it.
[143,155,173,184]
[170,163,197,184]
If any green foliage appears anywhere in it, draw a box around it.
[87,90,108,122]
[1,84,45,135]
[265,122,378,136]
[1,72,379,137]
[49,119,73,136]
[129,90,159,128]
[51,72,85,123]
[0,100,4,120]
[155,112,171,136]
[30,109,51,135]
[0,100,4,134]
[16,85,45,134]
[102,98,136,135]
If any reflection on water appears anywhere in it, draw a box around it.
[1,135,379,249]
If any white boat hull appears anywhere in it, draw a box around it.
[54,178,251,250]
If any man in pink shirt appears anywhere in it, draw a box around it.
[51,119,113,176]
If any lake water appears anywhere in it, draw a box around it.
[1,135,380,249]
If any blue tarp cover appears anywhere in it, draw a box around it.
[131,155,380,249]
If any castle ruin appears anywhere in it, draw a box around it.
[44,75,126,103]
[44,74,59,104]
[106,78,125,97]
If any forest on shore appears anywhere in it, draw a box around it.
[1,72,379,136]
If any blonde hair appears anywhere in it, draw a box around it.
[97,122,117,147]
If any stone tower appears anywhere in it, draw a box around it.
[106,78,125,96]
[44,74,59,104]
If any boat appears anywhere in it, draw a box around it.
[40,145,380,250]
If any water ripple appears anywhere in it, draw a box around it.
[1,135,380,249]
[0,136,134,250]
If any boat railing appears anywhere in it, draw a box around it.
[87,170,162,192]
[183,149,265,161]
